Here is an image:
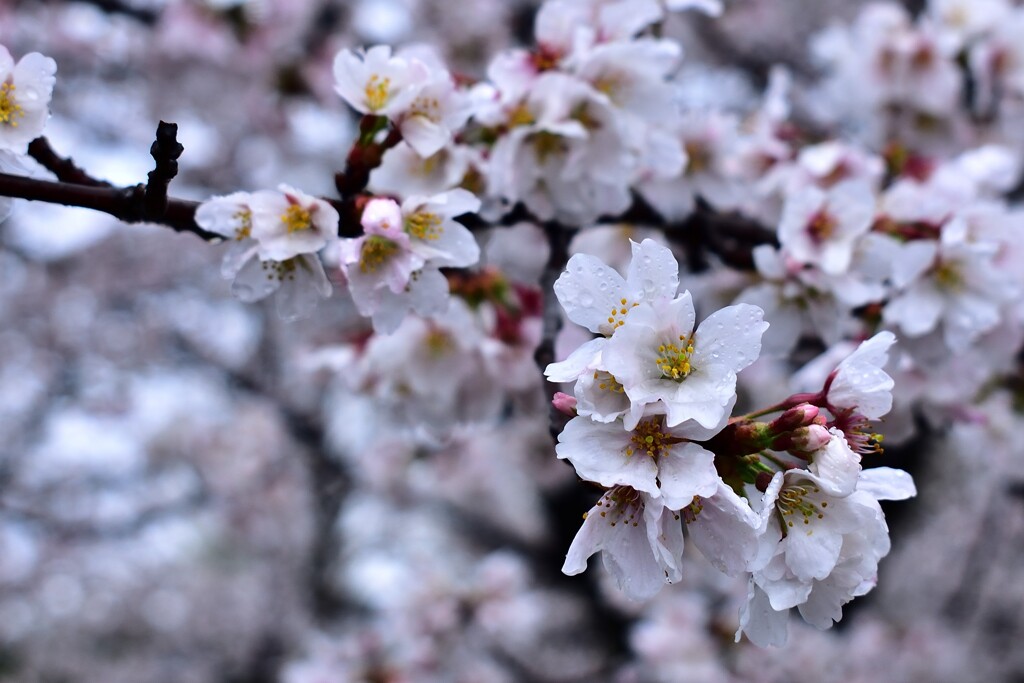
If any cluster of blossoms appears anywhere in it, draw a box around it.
[547,240,914,644]
[14,0,1024,674]
[0,45,57,222]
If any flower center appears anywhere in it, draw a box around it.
[593,370,624,394]
[359,235,399,273]
[808,209,837,243]
[406,211,443,240]
[409,95,441,122]
[684,140,712,175]
[777,482,826,528]
[233,209,253,240]
[0,83,24,127]
[424,328,452,357]
[507,103,535,127]
[625,418,671,459]
[656,335,695,381]
[605,297,638,331]
[934,261,964,291]
[682,496,704,524]
[281,204,313,234]
[531,131,566,162]
[365,74,392,111]
[261,257,299,282]
[585,486,643,528]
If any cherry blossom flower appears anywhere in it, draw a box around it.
[248,185,339,262]
[883,220,1014,350]
[556,414,721,510]
[196,191,332,320]
[0,46,57,153]
[333,45,430,117]
[826,331,897,419]
[562,486,684,601]
[777,180,875,276]
[552,238,680,338]
[604,293,768,429]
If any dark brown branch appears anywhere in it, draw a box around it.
[145,121,185,218]
[28,137,113,187]
[0,171,217,240]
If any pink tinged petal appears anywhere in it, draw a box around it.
[655,443,719,510]
[808,430,862,497]
[856,467,916,501]
[545,337,606,383]
[361,198,404,235]
[554,254,629,334]
[737,582,790,647]
[556,418,660,495]
[625,239,679,303]
[687,482,760,576]
[691,303,768,373]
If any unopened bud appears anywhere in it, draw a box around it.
[552,392,578,417]
[755,471,774,492]
[786,423,832,456]
[770,403,820,434]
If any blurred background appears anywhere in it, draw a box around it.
[1,1,1022,681]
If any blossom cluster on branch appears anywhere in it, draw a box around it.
[8,0,1024,677]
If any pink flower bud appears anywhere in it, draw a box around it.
[791,424,832,453]
[552,392,578,416]
[769,403,820,433]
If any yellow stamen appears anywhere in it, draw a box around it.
[281,204,312,234]
[359,235,398,273]
[365,74,392,111]
[406,211,443,241]
[655,334,695,381]
[0,83,24,127]
[233,209,253,240]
